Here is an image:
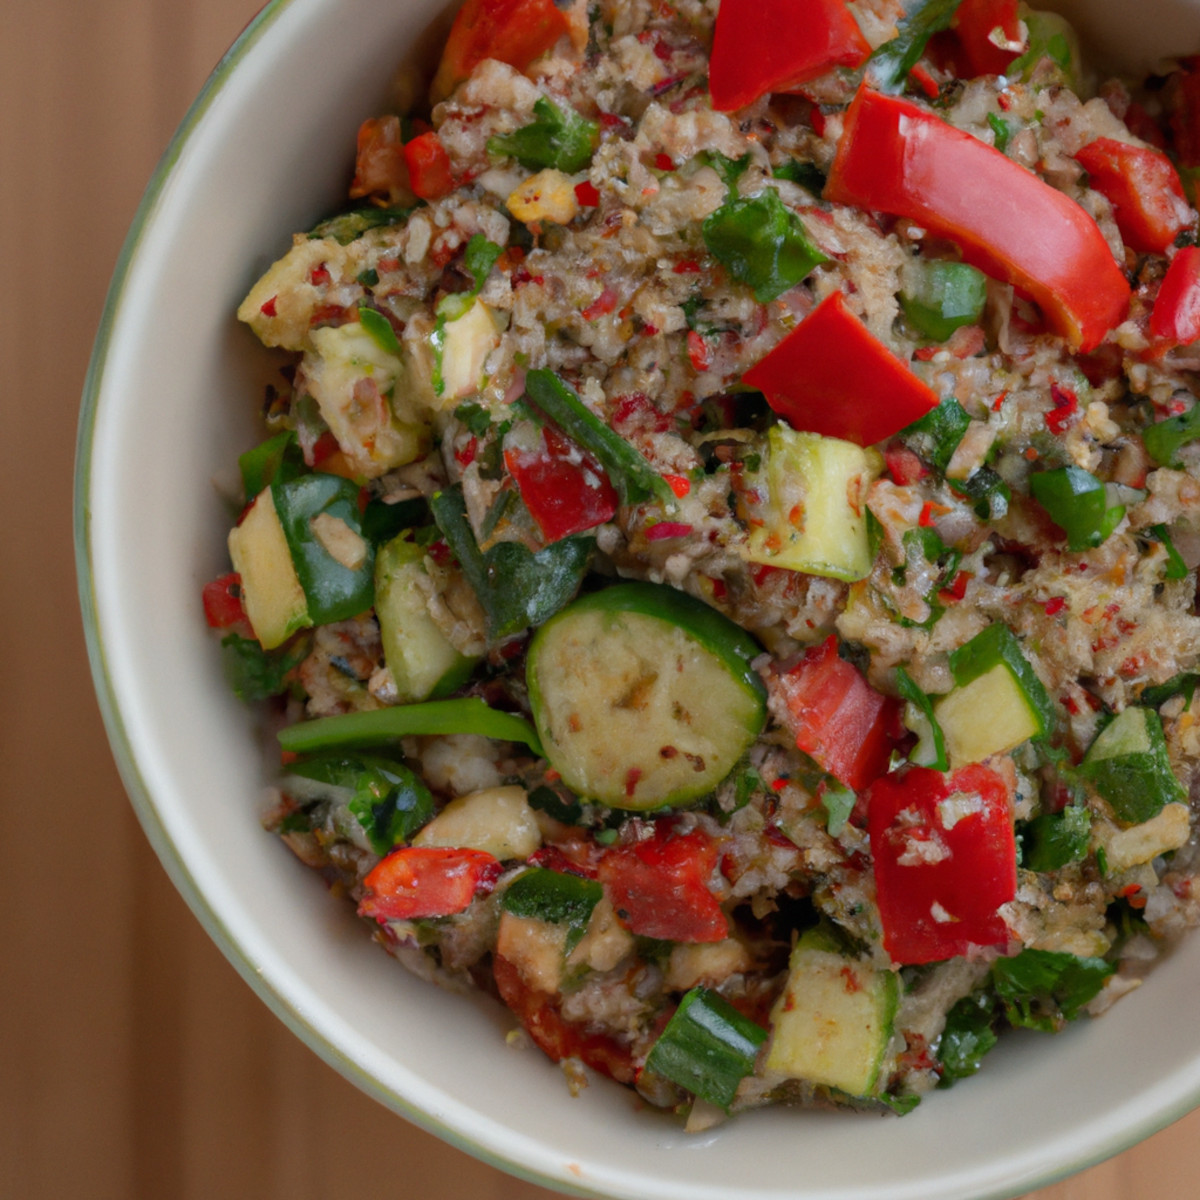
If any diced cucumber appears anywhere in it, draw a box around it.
[526,582,767,810]
[412,785,542,861]
[935,625,1053,766]
[645,986,768,1111]
[1080,706,1186,825]
[228,486,309,649]
[765,926,899,1097]
[374,532,476,702]
[744,425,881,582]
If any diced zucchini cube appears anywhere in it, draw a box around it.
[1081,706,1186,825]
[766,927,898,1097]
[437,297,502,403]
[744,425,880,582]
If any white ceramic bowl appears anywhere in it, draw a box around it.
[77,3,1200,1197]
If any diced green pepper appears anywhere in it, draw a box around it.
[701,188,829,303]
[1143,405,1200,467]
[1029,467,1126,551]
[900,260,988,342]
[1079,706,1186,824]
[1022,804,1092,872]
[902,396,971,474]
[645,986,767,1110]
[502,868,603,955]
[238,431,303,499]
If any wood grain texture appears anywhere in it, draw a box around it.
[4,0,1199,1196]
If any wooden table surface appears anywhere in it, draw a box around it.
[6,0,1200,1195]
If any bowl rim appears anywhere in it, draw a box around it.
[72,2,1200,1197]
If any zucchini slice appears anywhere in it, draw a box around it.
[526,582,766,810]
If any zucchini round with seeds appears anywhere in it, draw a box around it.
[526,582,767,810]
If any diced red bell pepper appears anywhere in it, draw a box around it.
[826,87,1131,351]
[202,572,251,633]
[357,846,502,921]
[1074,138,1191,254]
[708,0,870,113]
[493,953,636,1082]
[1150,245,1200,349]
[403,131,455,202]
[431,0,575,103]
[951,0,1022,78]
[866,763,1016,965]
[743,291,940,446]
[504,425,619,543]
[348,116,410,203]
[596,825,728,943]
[773,635,901,792]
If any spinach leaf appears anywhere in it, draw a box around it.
[937,991,999,1085]
[992,948,1113,1032]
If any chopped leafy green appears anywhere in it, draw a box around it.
[430,486,592,640]
[487,96,599,173]
[1143,404,1200,467]
[220,633,308,702]
[1022,805,1092,873]
[526,784,585,826]
[1149,524,1190,580]
[463,234,504,291]
[896,666,947,771]
[1141,671,1199,710]
[454,400,494,438]
[522,369,676,509]
[949,466,1011,521]
[772,159,827,193]
[902,396,971,473]
[701,188,829,303]
[307,204,419,245]
[699,149,752,195]
[937,991,999,1085]
[987,113,1012,154]
[991,948,1113,1032]
[359,495,428,547]
[502,867,603,954]
[867,0,961,93]
[238,431,304,499]
[358,305,402,356]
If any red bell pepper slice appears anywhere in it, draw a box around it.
[772,635,900,792]
[403,132,455,202]
[708,0,870,113]
[951,0,1022,78]
[493,953,636,1083]
[504,425,619,543]
[1150,245,1200,349]
[432,0,574,103]
[743,291,940,447]
[866,763,1016,965]
[596,825,728,943]
[826,87,1131,351]
[357,846,502,921]
[348,116,409,202]
[1074,138,1191,255]
[202,572,251,633]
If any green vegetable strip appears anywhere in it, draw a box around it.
[1029,466,1125,551]
[502,868,603,955]
[895,666,947,771]
[644,987,767,1110]
[523,369,676,509]
[277,697,545,757]
[1143,404,1200,467]
[867,0,962,92]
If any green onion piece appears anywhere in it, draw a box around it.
[277,697,545,757]
[701,188,829,303]
[1022,805,1091,872]
[900,260,988,342]
[1140,671,1199,710]
[1143,405,1200,467]
[430,486,591,639]
[644,986,767,1110]
[867,0,961,93]
[902,396,971,474]
[1149,524,1190,580]
[358,306,402,356]
[502,868,603,955]
[486,96,598,173]
[1029,466,1125,551]
[896,666,947,771]
[463,234,504,292]
[522,369,676,509]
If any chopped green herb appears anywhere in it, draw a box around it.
[819,780,857,837]
[1022,805,1091,873]
[699,148,752,195]
[902,396,971,473]
[772,159,827,193]
[867,0,961,93]
[307,204,418,245]
[487,96,599,173]
[358,305,402,356]
[987,112,1012,153]
[221,632,308,702]
[1143,404,1200,467]
[991,948,1113,1032]
[454,400,494,438]
[896,666,947,771]
[1149,524,1190,580]
[502,867,603,954]
[463,234,504,291]
[937,991,999,1085]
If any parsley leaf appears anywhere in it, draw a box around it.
[487,96,599,173]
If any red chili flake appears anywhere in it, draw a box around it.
[1063,694,1080,715]
[919,501,937,527]
[654,152,675,171]
[582,286,619,321]
[884,445,927,486]
[937,571,971,604]
[378,254,402,273]
[259,296,278,317]
[642,323,660,337]
[1168,396,1188,416]
[544,768,561,783]
[280,749,299,766]
[1045,383,1079,434]
[709,576,727,601]
[997,92,1012,111]
[839,965,864,993]
[652,39,673,61]
[673,258,702,274]
[645,522,694,541]
[426,539,451,564]
[575,180,601,207]
[913,345,941,361]
[663,473,691,498]
[309,263,332,287]
[752,564,782,587]
[624,767,643,798]
[454,435,478,468]
[687,329,712,371]
[991,390,1008,412]
[598,111,627,129]
[1043,596,1067,616]
[1024,446,1039,461]
[770,777,788,793]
